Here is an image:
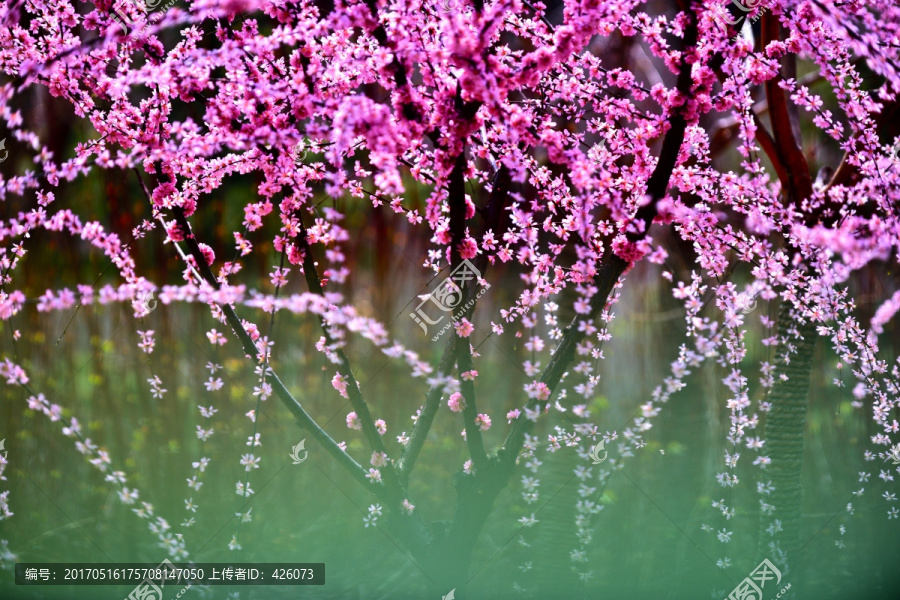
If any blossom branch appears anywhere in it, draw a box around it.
[166,202,430,550]
[159,201,388,502]
[819,98,900,211]
[295,217,407,506]
[500,4,701,470]
[629,4,700,240]
[496,252,628,467]
[363,0,422,123]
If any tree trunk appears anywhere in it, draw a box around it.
[756,300,817,589]
[420,464,508,597]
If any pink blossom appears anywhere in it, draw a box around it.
[455,319,475,338]
[401,499,415,515]
[370,452,387,467]
[206,329,227,346]
[447,392,466,412]
[332,373,349,398]
[526,381,551,401]
[457,237,478,260]
[165,221,185,242]
[475,414,492,431]
[346,412,362,430]
[611,235,648,264]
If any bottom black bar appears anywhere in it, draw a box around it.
[15,563,324,585]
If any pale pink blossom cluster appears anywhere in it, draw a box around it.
[447,392,466,413]
[332,373,350,399]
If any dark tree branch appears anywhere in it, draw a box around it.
[168,204,435,556]
[397,166,510,483]
[164,205,383,497]
[448,149,491,472]
[629,5,699,240]
[761,14,814,205]
[396,336,457,482]
[750,109,791,193]
[296,217,407,506]
[455,333,489,470]
[473,164,512,276]
[499,1,701,473]
[363,0,422,123]
[496,252,628,468]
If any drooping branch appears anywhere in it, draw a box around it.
[818,97,900,220]
[134,164,403,516]
[496,251,628,469]
[164,201,432,556]
[164,204,383,497]
[422,10,704,591]
[296,217,407,507]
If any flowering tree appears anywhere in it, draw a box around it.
[1,0,899,597]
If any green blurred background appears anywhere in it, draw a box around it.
[1,234,898,599]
